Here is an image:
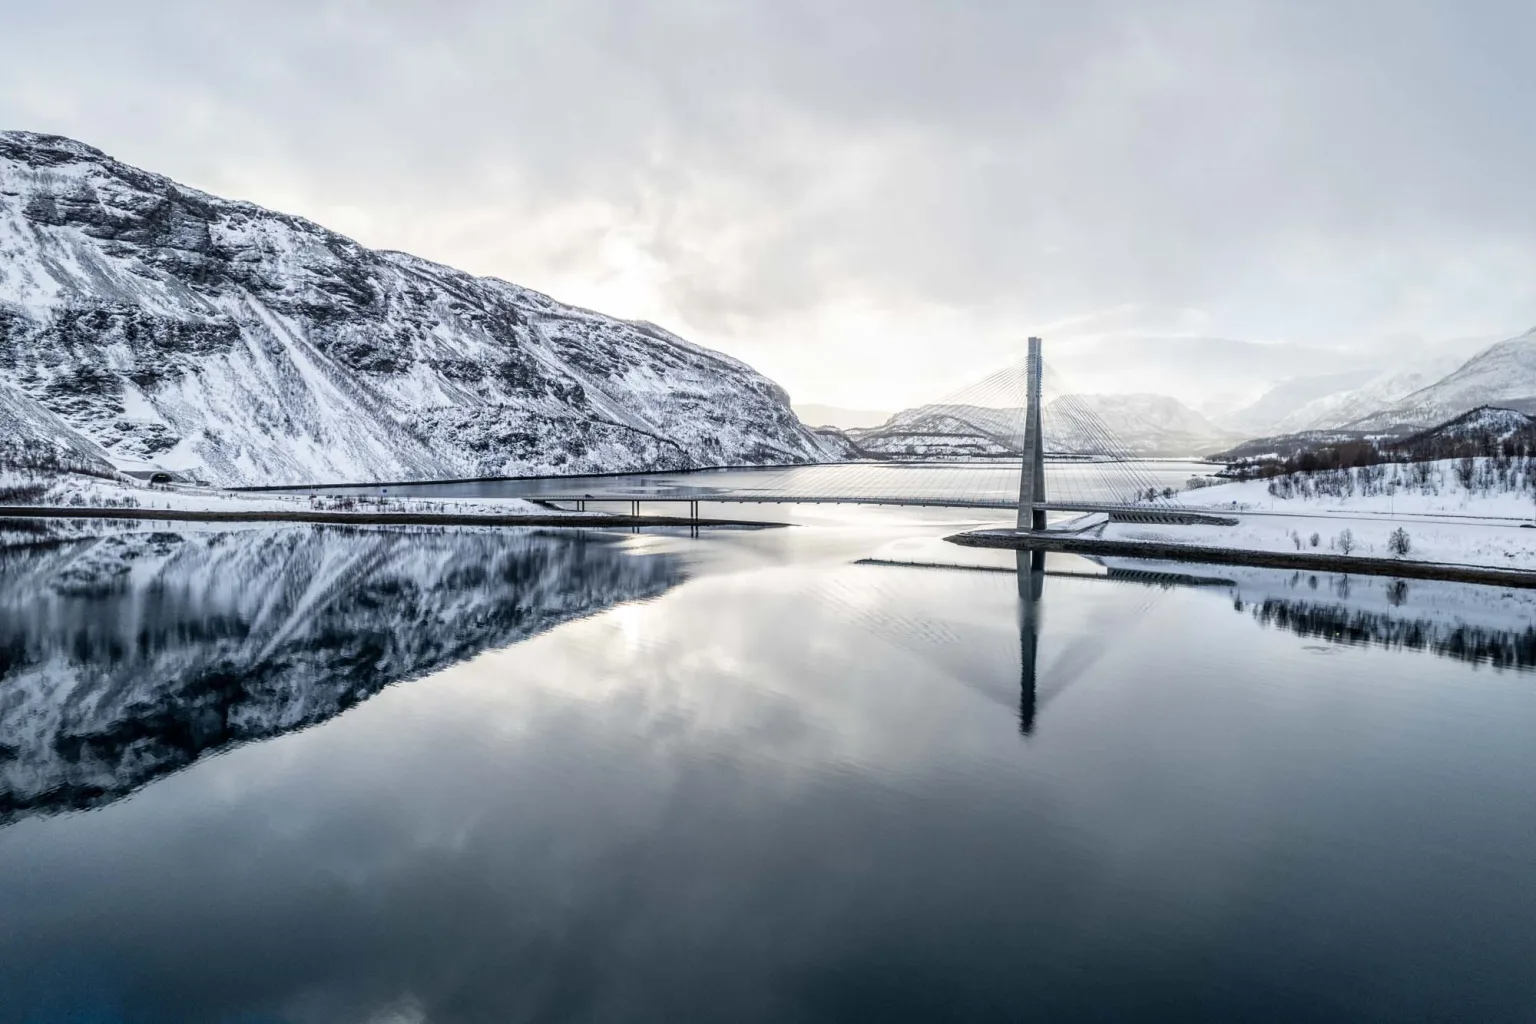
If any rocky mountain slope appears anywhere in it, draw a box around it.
[1388,405,1536,461]
[0,379,117,476]
[850,394,1235,458]
[0,524,684,823]
[1349,330,1536,431]
[0,131,845,486]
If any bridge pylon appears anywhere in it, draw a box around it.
[1016,336,1047,532]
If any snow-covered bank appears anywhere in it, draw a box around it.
[0,469,559,519]
[1182,457,1536,520]
[1060,458,1536,572]
[1097,514,1536,572]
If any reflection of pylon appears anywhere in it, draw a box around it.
[1015,336,1047,531]
[1017,549,1044,735]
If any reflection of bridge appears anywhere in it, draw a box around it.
[536,337,1182,528]
[1014,553,1238,736]
[861,551,1234,738]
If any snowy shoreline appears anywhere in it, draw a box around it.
[0,470,770,528]
[950,530,1536,588]
[954,458,1536,580]
[0,505,773,529]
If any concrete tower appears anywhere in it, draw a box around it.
[1015,336,1047,531]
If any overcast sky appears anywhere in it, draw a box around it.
[5,0,1536,412]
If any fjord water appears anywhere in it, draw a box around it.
[2,507,1536,1022]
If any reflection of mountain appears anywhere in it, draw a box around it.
[0,526,684,824]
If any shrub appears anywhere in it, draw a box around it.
[0,482,48,504]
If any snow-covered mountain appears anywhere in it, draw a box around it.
[792,403,893,429]
[846,404,1020,458]
[0,524,684,823]
[0,131,846,486]
[1219,371,1376,436]
[849,394,1235,458]
[1285,359,1465,432]
[1221,356,1466,437]
[1349,330,1536,431]
[1050,394,1237,456]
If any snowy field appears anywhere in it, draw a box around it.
[1180,457,1536,521]
[1098,512,1536,570]
[1084,459,1536,572]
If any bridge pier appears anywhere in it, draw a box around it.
[1016,335,1047,532]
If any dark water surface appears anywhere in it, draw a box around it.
[2,506,1535,1022]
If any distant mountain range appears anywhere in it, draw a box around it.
[1219,355,1467,436]
[849,327,1536,462]
[792,403,894,429]
[1349,330,1536,431]
[849,393,1238,458]
[1212,328,1536,455]
[0,131,848,487]
[1218,404,1536,465]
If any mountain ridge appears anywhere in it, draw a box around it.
[0,130,846,486]
[1347,329,1536,431]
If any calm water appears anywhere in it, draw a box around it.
[2,500,1536,1022]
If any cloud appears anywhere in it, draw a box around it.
[4,0,1536,406]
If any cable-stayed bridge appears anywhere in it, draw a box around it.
[534,337,1195,528]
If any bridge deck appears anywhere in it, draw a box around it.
[530,494,1136,512]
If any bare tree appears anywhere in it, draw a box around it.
[1456,456,1477,491]
[1388,527,1412,557]
[1337,529,1355,555]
